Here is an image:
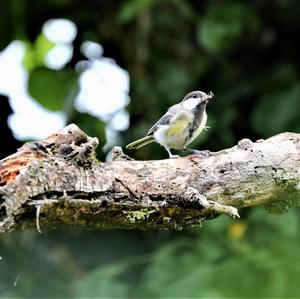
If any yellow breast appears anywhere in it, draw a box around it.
[165,118,191,137]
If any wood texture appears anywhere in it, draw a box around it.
[1,124,300,233]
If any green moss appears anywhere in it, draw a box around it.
[37,161,47,168]
[50,144,59,155]
[126,209,156,223]
[70,151,99,168]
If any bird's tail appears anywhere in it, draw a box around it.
[126,136,154,149]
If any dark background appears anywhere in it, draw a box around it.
[1,0,300,297]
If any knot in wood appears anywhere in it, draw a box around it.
[237,138,253,150]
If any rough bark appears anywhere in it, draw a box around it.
[1,124,300,233]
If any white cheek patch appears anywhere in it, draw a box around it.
[182,98,200,110]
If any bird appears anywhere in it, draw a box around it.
[126,90,214,158]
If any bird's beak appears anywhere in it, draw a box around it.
[203,91,214,103]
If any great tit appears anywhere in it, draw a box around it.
[126,90,213,158]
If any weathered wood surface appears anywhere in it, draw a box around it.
[1,124,300,233]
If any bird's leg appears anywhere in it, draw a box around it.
[166,147,180,159]
[184,148,211,157]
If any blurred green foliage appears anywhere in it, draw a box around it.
[28,67,78,111]
[2,208,300,297]
[1,0,300,297]
[197,3,260,54]
[23,34,55,70]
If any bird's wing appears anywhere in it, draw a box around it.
[146,104,179,136]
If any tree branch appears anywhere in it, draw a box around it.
[1,124,300,233]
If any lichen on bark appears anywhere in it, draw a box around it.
[1,124,300,233]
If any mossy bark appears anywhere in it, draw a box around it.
[1,124,300,233]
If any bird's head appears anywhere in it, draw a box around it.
[181,90,214,110]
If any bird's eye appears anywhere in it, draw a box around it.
[192,94,197,99]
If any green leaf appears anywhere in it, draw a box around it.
[35,34,56,65]
[28,67,78,111]
[22,41,35,71]
[23,34,55,71]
